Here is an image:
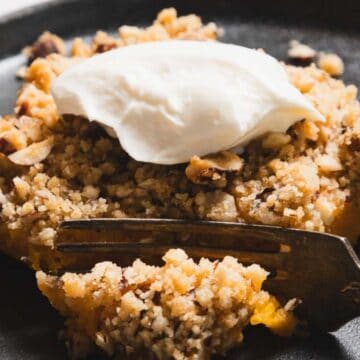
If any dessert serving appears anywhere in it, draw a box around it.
[0,7,359,360]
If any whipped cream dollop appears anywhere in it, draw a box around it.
[52,41,324,164]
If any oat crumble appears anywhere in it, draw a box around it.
[0,8,359,270]
[37,249,296,359]
[0,8,359,358]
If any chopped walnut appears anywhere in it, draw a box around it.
[24,31,66,63]
[8,136,54,166]
[287,40,317,64]
[318,53,344,77]
[186,151,243,185]
[92,31,123,53]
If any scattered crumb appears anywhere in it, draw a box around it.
[318,52,345,77]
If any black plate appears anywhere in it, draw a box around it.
[0,1,359,359]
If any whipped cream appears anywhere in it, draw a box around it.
[52,41,324,164]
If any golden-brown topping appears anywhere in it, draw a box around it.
[15,84,58,127]
[186,151,244,185]
[71,37,92,57]
[36,249,296,359]
[119,7,219,45]
[318,53,344,77]
[262,132,291,150]
[24,31,66,63]
[91,31,123,53]
[25,54,81,93]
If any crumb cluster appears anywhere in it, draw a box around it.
[37,249,296,359]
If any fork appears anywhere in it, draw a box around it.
[55,218,360,332]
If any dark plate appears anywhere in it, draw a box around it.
[0,1,359,359]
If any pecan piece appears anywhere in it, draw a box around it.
[287,40,317,66]
[186,151,243,185]
[25,32,66,63]
[92,31,122,53]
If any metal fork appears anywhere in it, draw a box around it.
[55,218,360,332]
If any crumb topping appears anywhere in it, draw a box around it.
[37,249,296,359]
[0,8,359,268]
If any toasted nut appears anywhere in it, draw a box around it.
[186,151,243,184]
[25,31,66,63]
[8,137,54,166]
[288,40,317,64]
[92,31,122,53]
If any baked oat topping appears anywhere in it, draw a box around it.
[0,8,358,269]
[37,249,296,359]
[185,152,244,187]
[25,31,66,63]
[0,7,358,360]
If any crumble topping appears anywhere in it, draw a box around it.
[0,8,359,268]
[37,249,296,359]
[0,8,358,359]
[24,31,66,63]
[318,52,345,77]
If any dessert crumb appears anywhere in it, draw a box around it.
[318,52,344,77]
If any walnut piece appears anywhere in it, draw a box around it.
[92,31,123,53]
[8,136,54,166]
[186,151,243,185]
[287,40,317,64]
[25,31,66,63]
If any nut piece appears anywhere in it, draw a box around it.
[318,53,344,77]
[186,151,244,185]
[288,40,317,64]
[8,136,54,166]
[25,32,66,63]
[92,31,122,53]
